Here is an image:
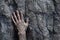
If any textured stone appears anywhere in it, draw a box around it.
[0,0,60,40]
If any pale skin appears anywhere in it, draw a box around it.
[11,10,29,40]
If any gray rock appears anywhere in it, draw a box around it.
[0,0,60,40]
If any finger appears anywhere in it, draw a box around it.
[13,12,18,22]
[26,18,29,24]
[20,12,24,21]
[25,18,29,26]
[16,10,20,20]
[11,15,16,25]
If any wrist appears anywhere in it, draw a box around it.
[18,30,26,35]
[18,31,26,40]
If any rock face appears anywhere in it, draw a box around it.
[0,0,60,40]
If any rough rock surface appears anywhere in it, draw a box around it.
[0,0,60,40]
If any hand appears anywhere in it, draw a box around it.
[11,10,29,34]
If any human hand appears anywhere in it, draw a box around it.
[11,10,29,34]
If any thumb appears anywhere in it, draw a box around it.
[25,18,29,27]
